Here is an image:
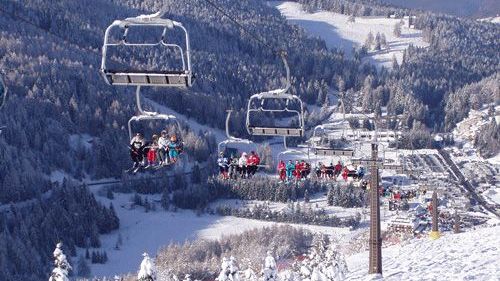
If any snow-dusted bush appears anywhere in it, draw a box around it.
[156,226,313,280]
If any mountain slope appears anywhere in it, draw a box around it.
[346,226,500,280]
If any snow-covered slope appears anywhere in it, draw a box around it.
[270,1,428,69]
[346,226,500,280]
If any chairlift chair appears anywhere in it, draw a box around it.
[101,12,193,88]
[218,110,256,157]
[309,124,353,157]
[245,53,305,137]
[278,136,310,164]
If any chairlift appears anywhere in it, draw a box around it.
[277,136,310,164]
[218,110,256,157]
[245,53,305,137]
[309,124,354,157]
[101,12,193,88]
[128,87,183,140]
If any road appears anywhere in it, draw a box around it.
[438,149,499,218]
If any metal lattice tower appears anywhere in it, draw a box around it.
[368,143,382,274]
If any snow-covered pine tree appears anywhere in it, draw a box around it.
[296,235,348,281]
[217,257,240,281]
[138,252,156,281]
[48,242,72,281]
[262,251,279,281]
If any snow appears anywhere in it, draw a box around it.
[88,190,352,278]
[269,1,428,68]
[479,16,500,24]
[346,225,500,280]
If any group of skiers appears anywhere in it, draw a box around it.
[315,161,365,181]
[277,160,312,181]
[217,151,261,180]
[129,130,183,169]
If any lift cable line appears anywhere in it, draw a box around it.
[201,0,281,54]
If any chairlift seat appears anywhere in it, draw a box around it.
[103,69,191,87]
[247,126,303,137]
[314,148,354,157]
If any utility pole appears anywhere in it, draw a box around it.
[369,143,382,275]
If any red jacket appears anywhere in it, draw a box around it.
[247,154,260,166]
[335,164,342,172]
[278,161,285,171]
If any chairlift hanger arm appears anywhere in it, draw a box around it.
[0,74,7,110]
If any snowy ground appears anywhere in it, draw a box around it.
[87,189,353,278]
[346,225,500,280]
[269,1,428,68]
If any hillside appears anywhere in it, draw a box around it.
[271,1,428,68]
[346,225,500,280]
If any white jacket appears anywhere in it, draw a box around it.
[239,154,247,167]
[158,136,169,149]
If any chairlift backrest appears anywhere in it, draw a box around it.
[128,113,181,141]
[246,91,305,137]
[101,14,193,87]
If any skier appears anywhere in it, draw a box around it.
[294,160,302,180]
[217,152,230,180]
[342,166,349,181]
[167,135,181,163]
[247,151,260,177]
[334,161,343,178]
[157,130,169,165]
[238,152,248,178]
[228,154,239,180]
[130,133,145,169]
[356,165,365,180]
[146,134,159,168]
[285,160,295,180]
[315,162,323,178]
[326,162,335,179]
[277,160,286,181]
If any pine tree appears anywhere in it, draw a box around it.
[48,242,72,281]
[364,32,374,49]
[138,252,156,281]
[262,252,279,281]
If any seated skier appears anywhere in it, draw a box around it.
[167,135,181,164]
[238,152,248,178]
[146,134,159,168]
[130,133,145,169]
[247,151,261,177]
[285,160,295,181]
[157,130,169,165]
[217,152,229,180]
[228,154,239,180]
[277,160,286,181]
[334,161,343,178]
